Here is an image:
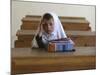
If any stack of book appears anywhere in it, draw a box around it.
[48,38,75,52]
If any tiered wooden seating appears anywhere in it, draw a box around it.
[11,47,96,74]
[15,30,96,47]
[12,15,96,74]
[14,15,95,48]
[21,15,91,31]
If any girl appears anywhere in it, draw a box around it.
[32,12,74,48]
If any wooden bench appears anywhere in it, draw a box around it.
[21,15,90,31]
[11,47,96,74]
[26,15,86,19]
[15,30,96,47]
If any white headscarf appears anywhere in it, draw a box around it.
[36,12,67,38]
[32,12,67,48]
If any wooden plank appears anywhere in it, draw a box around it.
[15,30,95,47]
[11,47,96,74]
[16,30,95,41]
[22,17,89,23]
[16,30,95,36]
[26,15,86,20]
[12,56,95,74]
[15,36,96,47]
[12,47,95,58]
[21,23,90,31]
[15,40,32,48]
[21,15,90,31]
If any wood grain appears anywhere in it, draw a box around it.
[11,47,96,74]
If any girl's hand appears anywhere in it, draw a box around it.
[38,23,42,36]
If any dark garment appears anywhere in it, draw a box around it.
[36,34,46,48]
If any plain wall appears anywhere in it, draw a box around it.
[11,1,95,48]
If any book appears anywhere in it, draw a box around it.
[48,38,75,52]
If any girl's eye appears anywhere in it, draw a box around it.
[50,23,53,26]
[42,24,46,26]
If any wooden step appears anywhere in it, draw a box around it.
[20,15,90,31]
[16,30,96,40]
[16,30,95,40]
[22,16,89,24]
[11,47,96,74]
[26,15,86,20]
[15,40,32,48]
[21,23,91,31]
[15,30,96,48]
[15,36,95,47]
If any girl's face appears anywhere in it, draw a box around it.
[42,18,54,34]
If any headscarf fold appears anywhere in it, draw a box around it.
[32,12,67,48]
[36,12,67,38]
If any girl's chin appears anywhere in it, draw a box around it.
[47,31,53,34]
[47,32,52,34]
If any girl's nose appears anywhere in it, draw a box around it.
[47,24,51,29]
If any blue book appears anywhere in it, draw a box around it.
[49,39,75,52]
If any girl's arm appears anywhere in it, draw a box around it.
[36,34,45,48]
